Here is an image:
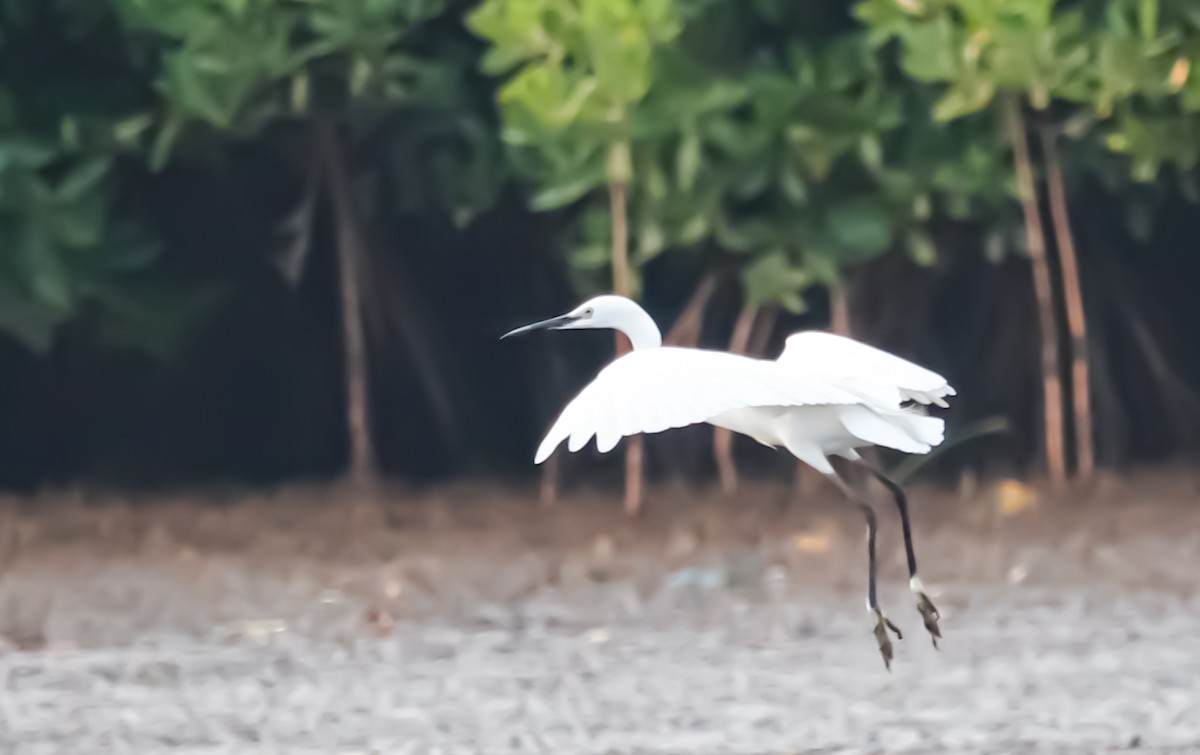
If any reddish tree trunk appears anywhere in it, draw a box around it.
[1041,125,1094,484]
[1006,97,1066,489]
[316,123,376,486]
[715,305,758,497]
[663,272,720,347]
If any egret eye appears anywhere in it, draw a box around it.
[584,307,594,317]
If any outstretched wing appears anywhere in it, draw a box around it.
[534,347,879,464]
[776,331,956,408]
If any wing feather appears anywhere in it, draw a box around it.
[534,347,878,464]
[777,331,955,407]
[838,404,935,454]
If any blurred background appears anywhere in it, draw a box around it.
[3,0,1200,752]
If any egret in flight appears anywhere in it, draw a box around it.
[503,294,953,669]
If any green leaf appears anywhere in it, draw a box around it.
[913,193,932,221]
[859,134,883,172]
[676,132,701,191]
[908,229,936,266]
[570,243,611,270]
[528,165,606,211]
[899,17,960,82]
[742,249,810,311]
[550,77,601,126]
[16,228,73,312]
[165,55,230,128]
[780,163,807,205]
[55,157,113,203]
[644,161,669,201]
[715,210,775,253]
[0,137,57,170]
[113,113,155,147]
[149,115,184,172]
[933,78,996,121]
[826,197,893,256]
[1139,0,1158,44]
[351,58,372,96]
[676,212,708,246]
[804,248,840,286]
[638,218,667,260]
[60,117,81,150]
[787,124,834,178]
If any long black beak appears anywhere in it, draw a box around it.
[500,314,578,340]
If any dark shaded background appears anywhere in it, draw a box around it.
[3,154,1200,493]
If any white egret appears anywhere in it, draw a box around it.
[503,293,954,669]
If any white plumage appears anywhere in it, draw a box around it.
[526,307,955,476]
[502,293,953,668]
[778,331,955,407]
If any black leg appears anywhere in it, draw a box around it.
[856,462,942,648]
[828,472,902,670]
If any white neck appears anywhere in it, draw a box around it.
[615,302,662,351]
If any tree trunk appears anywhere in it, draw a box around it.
[608,141,642,516]
[1040,125,1094,484]
[1005,96,1066,489]
[747,305,778,358]
[539,454,559,508]
[715,305,758,497]
[663,272,720,347]
[830,283,850,336]
[316,123,377,486]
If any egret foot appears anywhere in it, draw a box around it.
[916,591,941,647]
[871,608,903,671]
[909,577,941,647]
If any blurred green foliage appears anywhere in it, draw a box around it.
[3,0,1200,354]
[0,132,219,357]
[111,0,503,219]
[467,0,715,296]
[112,0,452,151]
[0,4,222,359]
[0,0,506,357]
[857,0,1200,179]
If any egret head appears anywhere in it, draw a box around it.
[501,295,641,338]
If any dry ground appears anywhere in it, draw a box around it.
[1,469,1200,754]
